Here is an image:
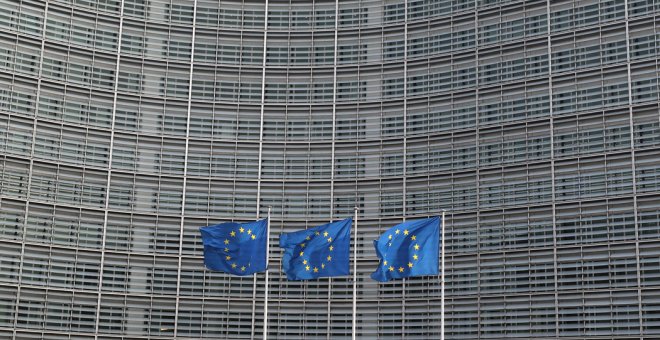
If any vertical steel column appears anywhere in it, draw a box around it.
[473,1,482,336]
[173,0,198,336]
[544,0,560,336]
[13,0,50,336]
[402,0,409,336]
[251,1,270,338]
[327,0,340,337]
[622,0,644,334]
[93,0,125,337]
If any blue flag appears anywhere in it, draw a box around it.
[371,216,440,282]
[200,219,268,276]
[279,218,352,280]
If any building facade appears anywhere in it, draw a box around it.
[0,0,660,338]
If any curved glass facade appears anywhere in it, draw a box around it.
[1,0,660,338]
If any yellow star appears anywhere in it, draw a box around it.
[305,265,310,271]
[399,267,404,272]
[395,229,400,234]
[388,235,392,240]
[327,237,332,242]
[413,254,419,260]
[411,235,416,241]
[239,227,244,233]
[300,251,304,257]
[329,245,333,251]
[321,263,325,269]
[231,263,237,268]
[241,266,246,271]
[323,231,328,237]
[327,256,332,261]
[247,229,252,235]
[414,244,420,250]
[306,236,311,241]
[251,234,256,240]
[224,247,229,252]
[303,259,307,265]
[384,260,388,266]
[230,231,236,237]
[313,267,318,273]
[300,243,306,248]
[389,266,394,272]
[225,255,231,260]
[408,262,413,268]
[404,229,409,235]
[315,231,320,236]
[224,239,229,245]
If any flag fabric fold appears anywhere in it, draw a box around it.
[279,218,352,281]
[371,216,440,282]
[200,219,268,276]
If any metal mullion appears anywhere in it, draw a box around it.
[94,0,125,337]
[545,0,559,337]
[622,0,644,335]
[13,0,50,336]
[173,0,198,337]
[402,1,408,338]
[327,0,340,338]
[473,2,482,338]
[251,0,269,337]
[147,288,154,335]
[39,243,54,329]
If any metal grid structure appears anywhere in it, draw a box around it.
[0,0,659,338]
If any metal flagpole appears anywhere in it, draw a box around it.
[440,210,446,340]
[264,207,271,340]
[352,206,358,340]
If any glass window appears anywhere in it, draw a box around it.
[479,2,547,46]
[636,150,660,193]
[634,104,660,149]
[16,288,47,328]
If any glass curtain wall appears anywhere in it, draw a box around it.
[0,0,659,338]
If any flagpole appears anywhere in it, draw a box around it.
[352,206,358,340]
[440,210,446,340]
[264,206,271,340]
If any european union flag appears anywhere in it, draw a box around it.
[200,219,268,276]
[371,216,440,282]
[279,218,352,280]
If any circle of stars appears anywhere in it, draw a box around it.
[297,228,335,275]
[221,227,259,272]
[380,229,421,275]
